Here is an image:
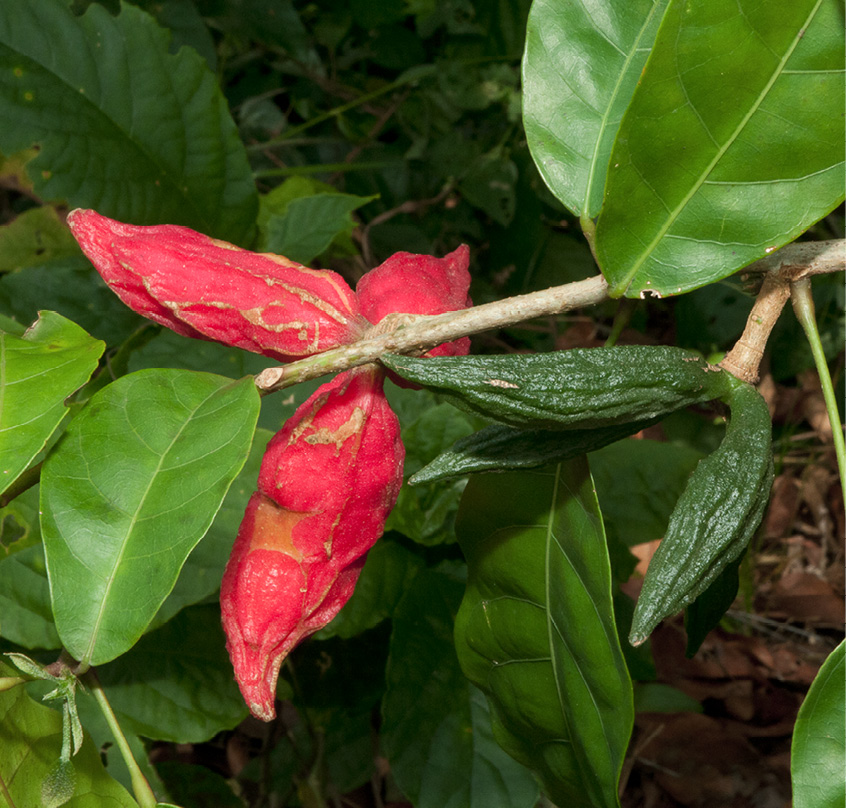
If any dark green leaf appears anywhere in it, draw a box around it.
[411,418,659,483]
[386,401,478,545]
[589,438,704,550]
[96,605,248,743]
[791,640,845,808]
[0,206,79,273]
[0,311,104,497]
[382,346,730,430]
[455,460,632,808]
[633,683,702,714]
[0,544,60,649]
[0,255,145,346]
[523,0,669,217]
[0,0,257,243]
[459,154,518,226]
[41,369,260,665]
[262,191,377,264]
[318,538,423,640]
[0,660,136,807]
[382,565,540,808]
[596,0,845,297]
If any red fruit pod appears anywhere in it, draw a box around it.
[356,244,472,358]
[220,366,404,720]
[67,209,363,361]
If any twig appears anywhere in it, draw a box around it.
[720,272,792,383]
[741,239,845,281]
[255,274,610,392]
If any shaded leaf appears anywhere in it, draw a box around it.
[0,0,257,243]
[0,311,104,497]
[41,369,260,665]
[454,460,632,808]
[411,418,659,483]
[596,0,845,297]
[0,543,60,649]
[523,0,669,218]
[382,565,539,808]
[0,206,79,273]
[791,639,845,808]
[96,605,248,743]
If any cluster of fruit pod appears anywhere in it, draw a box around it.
[68,209,472,721]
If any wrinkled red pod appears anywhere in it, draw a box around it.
[67,209,363,361]
[357,244,472,358]
[220,366,403,720]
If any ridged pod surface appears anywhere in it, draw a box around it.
[383,346,732,429]
[630,378,773,645]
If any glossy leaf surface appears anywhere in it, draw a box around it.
[455,460,632,808]
[523,0,669,217]
[0,660,135,807]
[596,0,845,297]
[0,311,104,497]
[382,565,540,808]
[791,640,845,808]
[0,0,257,243]
[41,369,260,665]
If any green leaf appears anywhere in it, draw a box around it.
[0,0,257,243]
[411,418,659,483]
[459,153,518,226]
[0,659,136,807]
[791,640,845,808]
[633,683,702,714]
[96,605,248,743]
[589,438,704,550]
[262,191,377,265]
[382,565,540,808]
[382,346,731,431]
[523,0,670,217]
[595,0,845,297]
[683,553,742,656]
[454,460,632,808]
[41,368,260,666]
[149,427,272,630]
[387,401,478,545]
[318,537,423,640]
[0,206,79,273]
[0,311,104,497]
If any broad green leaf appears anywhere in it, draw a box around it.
[791,640,845,808]
[96,605,248,743]
[382,347,731,431]
[455,461,632,808]
[382,566,540,808]
[318,537,423,640]
[410,418,658,483]
[41,368,260,665]
[149,427,272,630]
[0,206,79,273]
[523,0,669,218]
[262,191,377,265]
[0,311,104,497]
[0,660,136,808]
[0,0,257,243]
[596,0,845,297]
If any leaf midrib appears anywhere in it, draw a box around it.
[614,0,825,294]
